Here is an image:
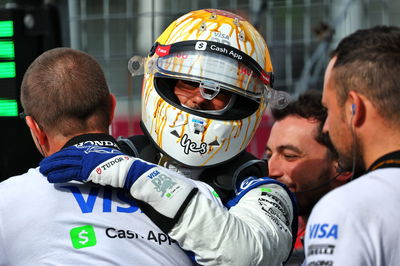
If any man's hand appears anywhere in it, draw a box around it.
[40,144,155,188]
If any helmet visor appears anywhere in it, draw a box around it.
[153,51,267,102]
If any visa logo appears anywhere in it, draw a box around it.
[309,223,338,239]
[60,185,139,214]
[148,170,160,179]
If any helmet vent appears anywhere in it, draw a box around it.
[209,13,217,20]
[239,30,245,41]
[200,21,207,31]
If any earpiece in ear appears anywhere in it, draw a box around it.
[351,104,356,115]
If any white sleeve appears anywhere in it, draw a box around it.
[169,181,295,266]
[304,192,370,266]
[129,167,295,266]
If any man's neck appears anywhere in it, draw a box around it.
[358,109,400,169]
[362,129,400,170]
[46,131,110,156]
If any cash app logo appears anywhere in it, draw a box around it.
[70,225,97,249]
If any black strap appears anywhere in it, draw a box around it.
[118,135,160,164]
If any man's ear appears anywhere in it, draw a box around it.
[347,91,365,127]
[25,116,47,145]
[109,93,117,124]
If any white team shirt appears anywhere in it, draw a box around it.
[0,167,193,266]
[304,168,400,266]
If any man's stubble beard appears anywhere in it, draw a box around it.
[334,112,366,179]
[296,166,335,217]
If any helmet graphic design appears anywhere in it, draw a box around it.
[132,9,289,167]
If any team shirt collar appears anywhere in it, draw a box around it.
[62,133,120,150]
[367,150,400,172]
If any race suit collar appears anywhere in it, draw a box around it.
[62,133,120,150]
[367,150,400,172]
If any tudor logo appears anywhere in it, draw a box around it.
[195,41,207,51]
[96,167,102,174]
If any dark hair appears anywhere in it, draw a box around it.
[272,89,337,159]
[20,47,112,136]
[330,25,400,125]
